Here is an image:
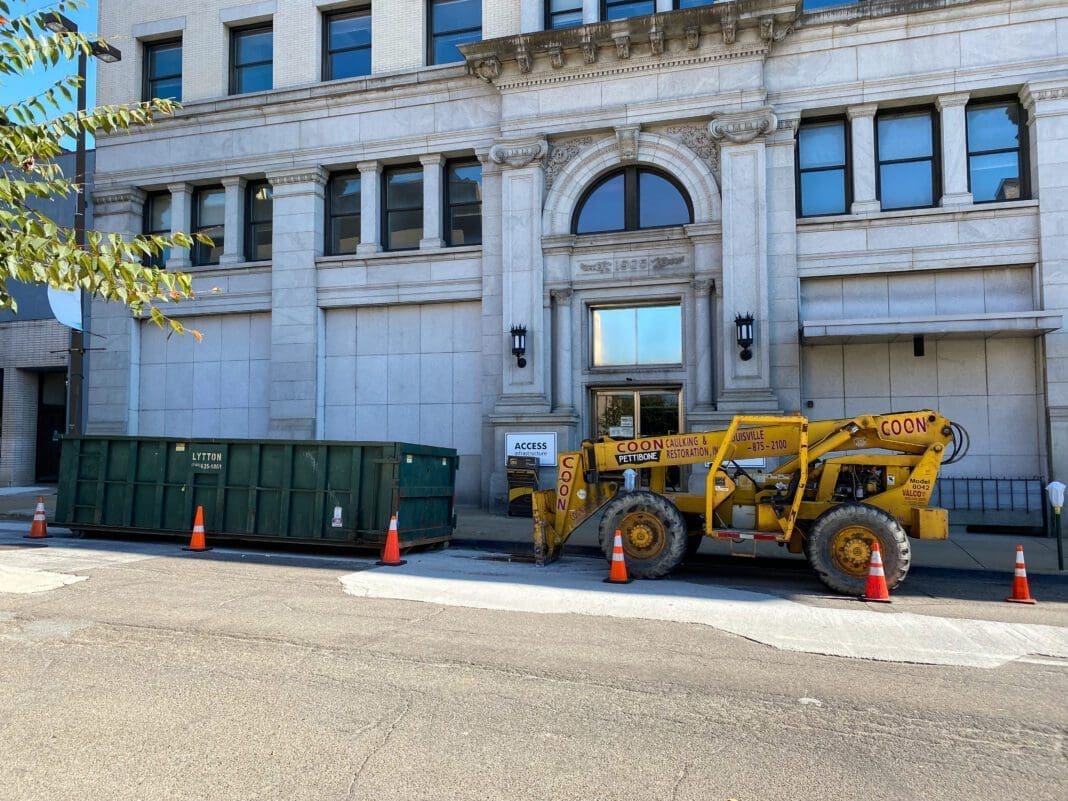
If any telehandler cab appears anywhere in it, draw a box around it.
[531,410,969,594]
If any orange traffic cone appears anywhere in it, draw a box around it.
[861,541,891,603]
[1005,544,1037,604]
[182,506,211,552]
[603,530,632,584]
[376,513,406,566]
[24,496,51,539]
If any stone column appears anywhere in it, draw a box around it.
[551,287,574,413]
[420,154,446,250]
[848,103,879,214]
[692,278,714,411]
[1022,81,1068,481]
[937,92,973,208]
[356,160,381,255]
[167,182,192,269]
[265,167,326,439]
[582,0,598,24]
[709,107,780,412]
[490,137,550,408]
[219,176,246,265]
[86,187,147,435]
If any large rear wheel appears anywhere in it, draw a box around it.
[597,491,687,579]
[805,503,910,595]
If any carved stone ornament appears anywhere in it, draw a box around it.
[692,278,715,296]
[665,125,720,175]
[544,136,594,191]
[709,108,778,144]
[685,25,700,50]
[722,18,736,45]
[760,17,774,42]
[548,44,564,69]
[613,34,631,60]
[581,33,597,64]
[490,139,549,169]
[516,45,533,74]
[92,187,146,211]
[616,125,640,163]
[550,287,573,305]
[472,56,501,82]
[649,25,664,56]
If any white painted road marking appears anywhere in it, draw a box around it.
[339,549,1068,670]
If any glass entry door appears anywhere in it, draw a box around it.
[593,388,682,487]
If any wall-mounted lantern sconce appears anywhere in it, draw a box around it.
[735,313,754,361]
[510,325,528,368]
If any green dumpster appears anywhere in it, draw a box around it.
[55,436,458,549]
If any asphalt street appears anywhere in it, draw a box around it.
[1,526,1066,801]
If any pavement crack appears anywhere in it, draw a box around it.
[346,698,413,800]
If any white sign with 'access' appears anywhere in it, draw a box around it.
[506,432,558,466]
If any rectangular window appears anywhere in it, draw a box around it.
[877,108,937,211]
[674,0,714,8]
[323,8,371,81]
[592,304,682,367]
[143,191,171,268]
[545,1,583,29]
[446,160,481,246]
[383,166,423,251]
[428,0,481,65]
[967,99,1027,203]
[245,180,272,262]
[230,23,273,95]
[601,0,655,21]
[797,119,849,217]
[327,171,361,255]
[143,38,182,101]
[193,186,225,266]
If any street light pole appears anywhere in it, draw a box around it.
[43,13,121,435]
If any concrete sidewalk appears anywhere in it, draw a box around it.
[4,486,1064,576]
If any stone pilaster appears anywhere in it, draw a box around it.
[420,154,446,250]
[937,93,973,208]
[86,186,147,435]
[848,103,880,214]
[692,278,715,412]
[219,176,246,264]
[166,182,192,270]
[709,107,780,412]
[490,136,550,410]
[551,287,575,413]
[356,160,381,255]
[1022,81,1068,482]
[265,166,327,439]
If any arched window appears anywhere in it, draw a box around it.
[573,167,693,234]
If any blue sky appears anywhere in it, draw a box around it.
[0,1,100,124]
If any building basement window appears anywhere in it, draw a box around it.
[573,166,692,235]
[967,99,1028,203]
[797,118,849,217]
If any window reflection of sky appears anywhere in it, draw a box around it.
[593,305,681,366]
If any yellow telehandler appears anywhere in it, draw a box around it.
[531,410,969,594]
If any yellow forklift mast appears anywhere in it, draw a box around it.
[531,410,967,595]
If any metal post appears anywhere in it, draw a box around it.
[66,48,88,435]
[1057,509,1064,572]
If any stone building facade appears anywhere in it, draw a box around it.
[88,0,1068,508]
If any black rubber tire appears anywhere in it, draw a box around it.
[597,491,688,579]
[684,534,704,560]
[805,503,911,595]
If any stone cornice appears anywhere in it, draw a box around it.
[490,138,549,169]
[461,1,798,90]
[91,187,146,210]
[709,107,778,144]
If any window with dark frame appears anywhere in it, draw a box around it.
[323,7,371,81]
[674,0,714,8]
[796,118,849,217]
[573,166,692,234]
[601,0,655,21]
[545,0,583,29]
[876,108,938,211]
[245,180,273,262]
[383,165,423,251]
[193,186,225,266]
[591,304,683,367]
[445,159,482,246]
[967,99,1027,203]
[230,23,273,95]
[327,171,361,255]
[142,191,171,268]
[143,38,182,101]
[428,0,481,65]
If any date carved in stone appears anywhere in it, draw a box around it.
[544,136,594,191]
